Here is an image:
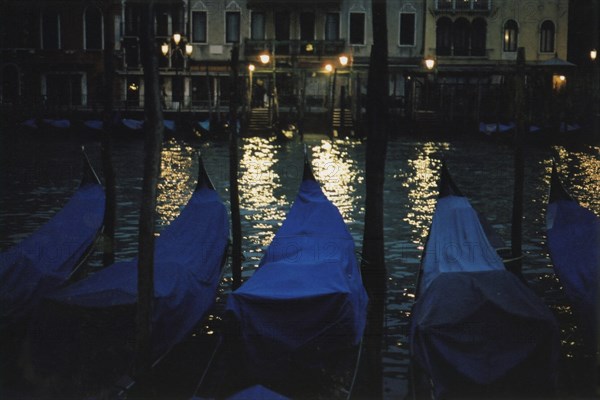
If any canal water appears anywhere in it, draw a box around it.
[0,130,598,398]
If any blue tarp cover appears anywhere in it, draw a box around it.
[0,182,105,324]
[29,185,228,373]
[419,196,505,293]
[547,199,599,347]
[412,195,559,397]
[226,385,289,400]
[227,178,367,358]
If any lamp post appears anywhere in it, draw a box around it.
[161,33,193,113]
[247,63,255,110]
[260,50,277,128]
[423,56,436,111]
[338,55,349,135]
[591,49,599,143]
[325,55,350,138]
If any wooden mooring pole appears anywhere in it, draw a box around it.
[135,0,164,386]
[229,44,242,290]
[355,0,389,398]
[511,47,526,275]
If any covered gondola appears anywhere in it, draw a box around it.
[0,148,105,328]
[195,151,367,399]
[546,162,599,350]
[410,163,559,399]
[23,154,229,395]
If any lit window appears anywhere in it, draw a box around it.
[503,20,518,52]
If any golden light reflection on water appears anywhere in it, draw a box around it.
[553,146,600,213]
[156,139,196,228]
[395,142,451,244]
[310,139,363,221]
[239,137,288,247]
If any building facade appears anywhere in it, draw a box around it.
[0,0,575,132]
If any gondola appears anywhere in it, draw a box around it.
[0,148,105,388]
[22,154,229,396]
[546,162,599,350]
[409,163,559,399]
[194,150,367,399]
[0,148,105,329]
[40,118,71,131]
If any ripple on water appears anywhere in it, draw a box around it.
[1,135,598,399]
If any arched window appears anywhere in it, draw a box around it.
[471,18,487,56]
[85,6,103,50]
[540,20,555,53]
[453,18,470,56]
[436,17,452,56]
[503,20,518,52]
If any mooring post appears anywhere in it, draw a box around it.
[511,47,526,275]
[229,44,242,290]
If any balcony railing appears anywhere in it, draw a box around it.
[435,46,490,57]
[435,0,491,12]
[244,39,346,59]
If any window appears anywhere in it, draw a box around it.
[275,11,290,54]
[503,19,518,52]
[226,11,240,43]
[251,12,266,40]
[125,4,141,36]
[540,20,555,53]
[124,37,139,67]
[300,12,316,41]
[85,6,103,50]
[453,18,470,56]
[42,10,60,49]
[399,13,416,46]
[349,13,365,45]
[436,17,452,56]
[325,13,340,41]
[192,11,207,43]
[155,5,169,37]
[471,18,486,56]
[275,11,290,40]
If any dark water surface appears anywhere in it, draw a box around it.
[1,131,598,398]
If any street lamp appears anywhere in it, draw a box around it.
[423,57,437,112]
[424,57,436,70]
[591,49,597,61]
[339,55,349,67]
[259,52,270,65]
[161,33,193,113]
[259,50,277,126]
